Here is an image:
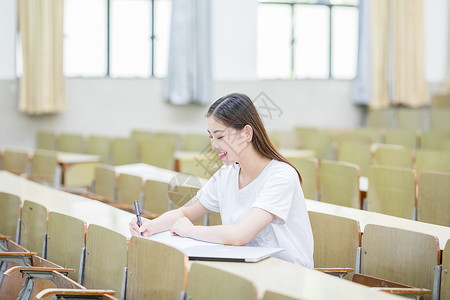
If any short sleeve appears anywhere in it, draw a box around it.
[196,165,228,212]
[251,167,298,225]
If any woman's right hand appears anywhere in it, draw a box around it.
[129,217,152,237]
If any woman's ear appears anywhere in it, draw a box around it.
[243,125,253,142]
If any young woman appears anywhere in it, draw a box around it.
[129,93,314,268]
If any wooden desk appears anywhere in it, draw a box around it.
[306,199,450,250]
[0,171,133,238]
[194,258,402,300]
[114,163,207,187]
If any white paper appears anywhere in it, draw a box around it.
[146,231,221,251]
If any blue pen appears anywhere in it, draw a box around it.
[134,201,144,236]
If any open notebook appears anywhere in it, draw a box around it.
[147,231,284,262]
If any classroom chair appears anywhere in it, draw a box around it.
[355,128,384,144]
[111,137,138,166]
[140,137,176,169]
[143,179,170,216]
[396,108,427,130]
[417,171,450,227]
[182,133,211,152]
[366,108,395,129]
[154,131,182,150]
[334,130,372,146]
[319,160,360,209]
[384,129,418,149]
[28,150,59,187]
[58,133,84,153]
[0,192,21,241]
[126,237,188,300]
[88,164,116,203]
[182,262,256,300]
[36,131,57,151]
[337,141,371,177]
[430,109,450,130]
[441,240,450,300]
[0,237,74,300]
[357,224,438,299]
[300,130,333,160]
[3,149,28,176]
[130,129,153,141]
[294,127,317,149]
[269,130,299,149]
[4,213,85,298]
[116,173,143,207]
[19,224,126,300]
[289,157,318,200]
[45,212,85,282]
[207,212,222,226]
[262,291,300,300]
[366,165,416,219]
[420,130,450,150]
[415,149,450,176]
[308,211,359,279]
[178,154,222,179]
[169,185,205,225]
[20,200,48,257]
[81,225,127,298]
[86,135,111,164]
[431,93,450,108]
[372,144,413,169]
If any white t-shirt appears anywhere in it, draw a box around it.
[197,159,314,268]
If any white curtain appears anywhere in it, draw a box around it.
[18,0,66,114]
[164,0,213,105]
[352,0,371,105]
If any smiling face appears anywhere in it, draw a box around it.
[207,117,251,165]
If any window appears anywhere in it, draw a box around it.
[257,0,359,80]
[64,0,171,78]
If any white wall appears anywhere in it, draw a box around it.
[0,0,448,149]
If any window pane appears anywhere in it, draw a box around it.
[294,5,329,79]
[110,0,151,78]
[257,4,292,79]
[154,0,171,78]
[64,0,107,77]
[331,6,358,79]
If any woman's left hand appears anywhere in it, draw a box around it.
[170,217,194,238]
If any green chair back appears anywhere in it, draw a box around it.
[141,137,175,169]
[430,109,450,130]
[361,224,439,294]
[21,200,47,256]
[396,108,427,130]
[47,212,85,281]
[30,150,58,186]
[431,93,450,108]
[183,133,211,152]
[308,211,360,270]
[289,157,318,200]
[3,149,28,175]
[36,131,57,150]
[300,131,333,160]
[420,130,450,150]
[84,224,127,297]
[366,109,394,129]
[126,237,188,300]
[93,164,116,201]
[441,241,450,300]
[186,263,256,300]
[143,180,170,215]
[415,149,450,175]
[116,173,142,206]
[87,135,110,163]
[111,138,138,166]
[417,171,450,227]
[337,141,371,177]
[131,130,153,141]
[367,166,416,219]
[384,129,418,149]
[58,133,84,153]
[319,160,360,209]
[0,192,21,239]
[372,144,413,168]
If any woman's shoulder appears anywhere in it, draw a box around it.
[268,160,298,176]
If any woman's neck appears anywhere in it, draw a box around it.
[238,147,271,188]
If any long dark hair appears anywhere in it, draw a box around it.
[206,93,302,184]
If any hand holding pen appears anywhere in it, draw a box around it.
[134,200,144,236]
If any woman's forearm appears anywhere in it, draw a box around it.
[187,224,250,246]
[144,208,185,236]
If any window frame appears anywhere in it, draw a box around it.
[257,0,359,80]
